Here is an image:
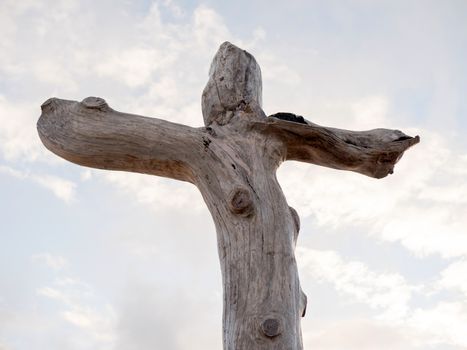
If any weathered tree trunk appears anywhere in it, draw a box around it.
[198,43,305,349]
[37,42,419,350]
[194,121,305,349]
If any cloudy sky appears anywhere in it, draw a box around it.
[1,0,466,349]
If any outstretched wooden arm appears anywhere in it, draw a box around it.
[254,113,419,179]
[37,97,201,183]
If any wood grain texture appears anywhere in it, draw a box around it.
[38,96,201,183]
[256,115,419,178]
[193,115,304,349]
[202,42,264,126]
[37,41,419,350]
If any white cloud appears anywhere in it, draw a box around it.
[437,258,467,298]
[192,5,231,50]
[406,301,467,348]
[160,0,185,18]
[32,60,78,92]
[380,208,467,259]
[38,286,70,304]
[0,165,76,203]
[114,278,221,350]
[31,253,68,270]
[299,246,467,349]
[38,277,116,348]
[102,171,204,212]
[0,0,80,89]
[80,169,92,181]
[34,174,76,203]
[351,95,391,129]
[303,319,414,350]
[96,47,173,88]
[0,96,45,161]
[298,247,417,321]
[259,52,302,87]
[0,343,12,350]
[299,247,467,349]
[62,305,116,343]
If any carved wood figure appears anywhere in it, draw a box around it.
[37,42,419,350]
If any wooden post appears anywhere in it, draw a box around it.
[37,42,419,349]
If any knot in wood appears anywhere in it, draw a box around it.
[81,96,109,111]
[261,318,281,338]
[229,187,254,217]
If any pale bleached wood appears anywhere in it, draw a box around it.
[202,41,264,126]
[37,41,419,350]
[37,96,202,183]
[192,117,304,350]
[255,115,419,178]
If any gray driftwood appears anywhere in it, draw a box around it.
[37,42,419,350]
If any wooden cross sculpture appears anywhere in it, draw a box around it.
[37,42,419,350]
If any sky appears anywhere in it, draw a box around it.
[1,0,466,349]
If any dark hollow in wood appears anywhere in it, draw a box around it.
[269,112,308,125]
[289,206,300,233]
[300,291,307,317]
